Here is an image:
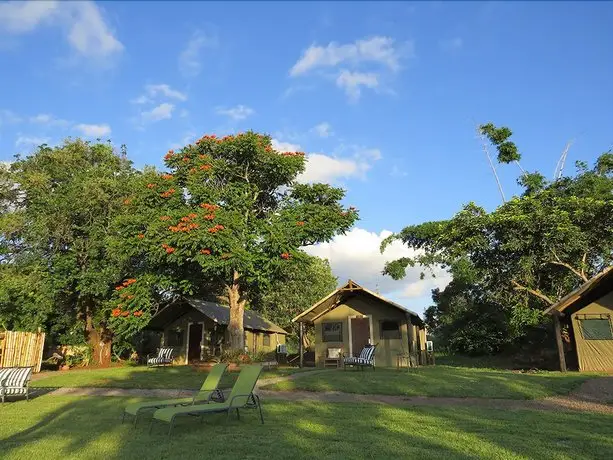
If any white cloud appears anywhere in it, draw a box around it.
[0,109,22,124]
[297,153,361,184]
[216,105,254,121]
[141,103,174,122]
[272,139,381,184]
[169,131,196,150]
[390,165,408,177]
[130,95,151,105]
[312,122,333,138]
[336,70,379,101]
[0,1,59,33]
[290,36,404,76]
[289,36,413,101]
[179,29,218,77]
[0,1,123,58]
[439,37,463,52]
[65,1,123,58]
[29,113,70,127]
[304,228,451,303]
[145,84,187,102]
[272,139,301,153]
[15,135,49,148]
[74,123,111,137]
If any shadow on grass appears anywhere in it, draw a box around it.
[2,394,613,460]
[268,366,590,399]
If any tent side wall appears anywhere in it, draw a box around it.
[570,291,613,372]
[313,294,413,368]
[244,330,286,354]
[162,310,217,364]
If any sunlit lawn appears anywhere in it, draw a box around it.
[1,395,612,459]
[32,365,313,391]
[265,366,592,400]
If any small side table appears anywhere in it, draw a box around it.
[324,357,341,368]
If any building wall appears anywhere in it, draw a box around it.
[313,295,421,368]
[571,291,613,372]
[161,310,286,363]
[244,330,286,354]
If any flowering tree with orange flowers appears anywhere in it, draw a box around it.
[112,131,358,350]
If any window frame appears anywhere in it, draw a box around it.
[321,321,343,342]
[577,314,613,341]
[263,333,271,347]
[379,319,402,340]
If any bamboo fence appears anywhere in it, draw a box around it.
[0,330,46,372]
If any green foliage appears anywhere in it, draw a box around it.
[479,123,521,163]
[112,131,357,349]
[0,139,136,359]
[385,138,613,355]
[252,254,337,337]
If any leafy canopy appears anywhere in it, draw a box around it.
[110,131,357,348]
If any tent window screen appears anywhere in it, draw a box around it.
[167,329,184,347]
[380,320,401,339]
[578,317,613,340]
[322,322,342,342]
[263,333,270,347]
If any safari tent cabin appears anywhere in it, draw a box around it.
[546,267,613,372]
[145,297,287,364]
[293,280,427,368]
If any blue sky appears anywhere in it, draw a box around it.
[1,1,612,313]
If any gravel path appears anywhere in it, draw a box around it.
[39,374,613,415]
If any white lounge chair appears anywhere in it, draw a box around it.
[0,366,33,403]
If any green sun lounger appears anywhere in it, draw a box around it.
[122,363,228,426]
[150,364,264,437]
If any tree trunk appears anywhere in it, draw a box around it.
[85,303,112,367]
[226,271,246,351]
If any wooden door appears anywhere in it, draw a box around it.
[351,317,371,356]
[188,323,203,362]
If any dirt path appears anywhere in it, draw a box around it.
[39,375,613,415]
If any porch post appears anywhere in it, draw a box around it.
[553,314,567,372]
[299,322,304,368]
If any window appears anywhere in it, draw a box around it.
[167,329,184,347]
[578,316,613,340]
[322,322,342,342]
[380,320,401,339]
[263,333,271,347]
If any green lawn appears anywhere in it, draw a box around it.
[32,365,312,390]
[265,366,592,400]
[1,395,612,459]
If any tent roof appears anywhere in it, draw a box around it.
[545,266,613,317]
[292,279,423,325]
[146,297,288,334]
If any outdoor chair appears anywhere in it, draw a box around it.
[0,366,33,403]
[150,364,264,437]
[147,347,174,367]
[343,344,377,371]
[123,363,228,426]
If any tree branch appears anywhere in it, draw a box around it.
[549,250,589,282]
[511,280,555,305]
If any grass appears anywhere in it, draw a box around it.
[1,395,612,459]
[265,366,592,400]
[32,365,312,391]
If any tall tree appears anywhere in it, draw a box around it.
[0,140,135,365]
[252,254,337,347]
[383,126,612,351]
[111,132,357,350]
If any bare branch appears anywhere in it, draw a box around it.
[553,140,574,180]
[476,126,506,203]
[549,250,589,282]
[511,280,555,305]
